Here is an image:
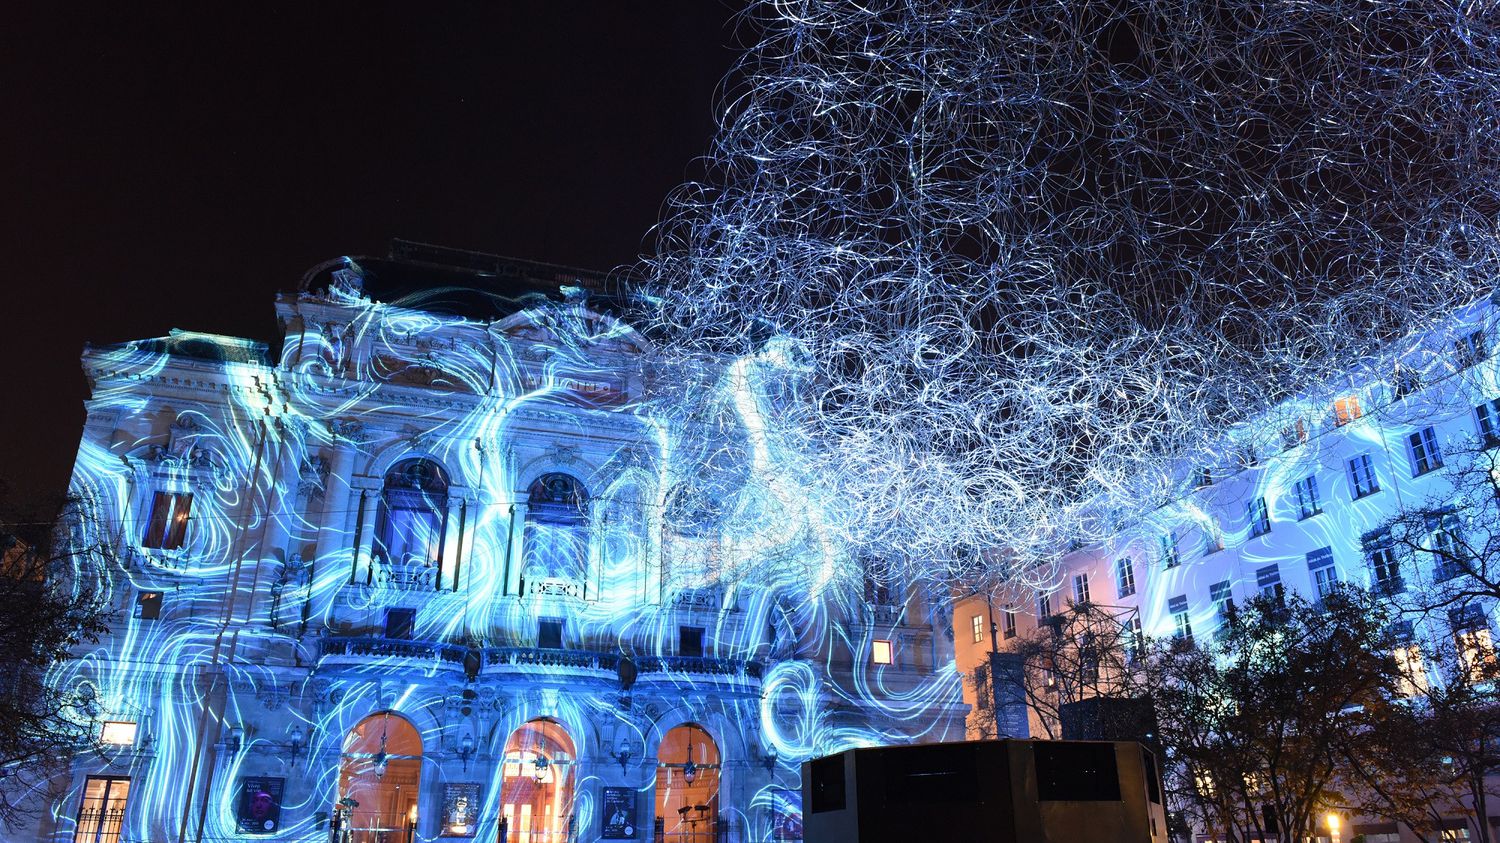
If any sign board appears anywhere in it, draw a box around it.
[236,776,284,835]
[601,786,637,839]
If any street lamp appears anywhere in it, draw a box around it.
[288,724,305,762]
[532,754,550,783]
[457,733,475,772]
[611,737,633,773]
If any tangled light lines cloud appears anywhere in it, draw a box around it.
[640,0,1500,590]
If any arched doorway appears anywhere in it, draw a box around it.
[336,712,423,843]
[655,723,720,843]
[500,719,577,843]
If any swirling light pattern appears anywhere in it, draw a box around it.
[39,260,965,843]
[642,0,1500,592]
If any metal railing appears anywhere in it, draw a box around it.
[316,637,763,681]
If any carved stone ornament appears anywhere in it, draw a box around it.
[402,425,436,454]
[328,419,369,444]
[330,267,364,297]
[545,443,582,467]
[298,456,329,498]
[166,415,202,458]
[258,683,290,712]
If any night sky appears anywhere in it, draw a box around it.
[0,3,738,510]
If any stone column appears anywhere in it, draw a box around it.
[314,421,363,566]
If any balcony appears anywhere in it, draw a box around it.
[669,586,725,610]
[317,637,468,673]
[317,638,764,683]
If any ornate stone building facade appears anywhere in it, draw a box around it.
[48,243,965,843]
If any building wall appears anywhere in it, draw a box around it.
[43,259,965,843]
[953,295,1500,835]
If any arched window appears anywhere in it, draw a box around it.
[373,459,449,587]
[523,473,590,594]
[655,723,720,843]
[336,712,423,843]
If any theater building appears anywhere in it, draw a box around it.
[47,242,965,843]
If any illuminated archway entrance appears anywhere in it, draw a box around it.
[500,719,577,843]
[336,712,422,843]
[655,723,720,843]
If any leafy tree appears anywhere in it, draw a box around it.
[0,499,112,827]
[1352,611,1500,843]
[1146,587,1405,843]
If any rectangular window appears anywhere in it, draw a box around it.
[74,776,131,843]
[871,639,893,665]
[383,608,415,640]
[1476,398,1500,445]
[1209,580,1233,618]
[1168,595,1193,645]
[679,625,705,658]
[1194,467,1213,488]
[1073,573,1091,605]
[1393,365,1422,400]
[1247,497,1271,538]
[1293,475,1322,520]
[1451,605,1494,682]
[1256,565,1282,601]
[1202,525,1223,555]
[141,491,192,551]
[134,591,162,621]
[538,618,564,650]
[1160,532,1179,569]
[1126,616,1144,660]
[1365,530,1403,595]
[1280,418,1308,451]
[971,614,984,644]
[1037,592,1053,619]
[1394,644,1428,697]
[1114,557,1136,598]
[1308,547,1338,598]
[1430,512,1465,581]
[99,721,137,747]
[1456,329,1488,368]
[1333,395,1363,426]
[1409,427,1444,476]
[1348,454,1380,499]
[1003,608,1017,639]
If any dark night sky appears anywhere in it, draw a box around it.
[0,3,738,510]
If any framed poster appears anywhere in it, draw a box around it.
[441,783,481,837]
[600,786,637,839]
[770,787,803,842]
[236,776,285,835]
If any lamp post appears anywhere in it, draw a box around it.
[288,724,305,762]
[457,733,475,772]
[611,737,633,773]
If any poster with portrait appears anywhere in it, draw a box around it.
[440,783,481,837]
[600,786,637,839]
[236,776,284,835]
[770,787,803,842]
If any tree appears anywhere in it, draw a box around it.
[1378,438,1500,615]
[1351,610,1500,843]
[0,499,113,827]
[971,599,1141,740]
[1146,587,1406,843]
